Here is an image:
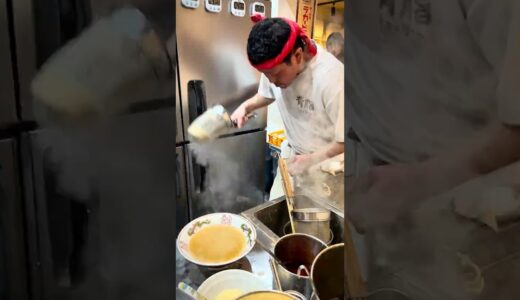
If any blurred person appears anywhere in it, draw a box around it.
[346,1,520,231]
[230,15,344,200]
[326,32,344,63]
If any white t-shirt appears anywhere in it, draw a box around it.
[258,46,344,155]
[346,0,520,163]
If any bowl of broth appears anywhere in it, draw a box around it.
[177,213,256,267]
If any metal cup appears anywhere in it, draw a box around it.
[187,105,232,141]
[274,233,327,299]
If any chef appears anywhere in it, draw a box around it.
[230,15,344,200]
[346,0,520,230]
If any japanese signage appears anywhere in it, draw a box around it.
[296,0,316,37]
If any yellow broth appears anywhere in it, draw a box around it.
[189,225,246,263]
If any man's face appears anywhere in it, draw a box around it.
[327,44,341,58]
[261,48,303,89]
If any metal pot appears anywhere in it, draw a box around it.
[273,233,327,299]
[284,208,332,245]
[283,221,334,245]
[187,105,232,141]
[187,105,256,142]
[311,243,345,300]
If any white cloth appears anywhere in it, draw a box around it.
[258,45,344,155]
[346,0,520,163]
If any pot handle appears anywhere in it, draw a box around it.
[296,264,310,277]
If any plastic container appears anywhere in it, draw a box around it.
[268,130,286,148]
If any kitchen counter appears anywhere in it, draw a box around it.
[175,160,347,299]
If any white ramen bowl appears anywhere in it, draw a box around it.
[176,213,256,267]
[198,269,271,300]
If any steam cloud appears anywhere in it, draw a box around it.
[188,137,265,215]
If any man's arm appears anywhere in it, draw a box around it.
[312,141,344,162]
[288,142,344,175]
[422,123,520,195]
[243,93,274,112]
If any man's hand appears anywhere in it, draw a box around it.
[287,142,344,176]
[230,104,249,128]
[287,154,316,175]
[230,94,273,128]
[347,163,431,232]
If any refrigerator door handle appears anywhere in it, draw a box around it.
[187,80,207,123]
[187,80,207,195]
[187,80,207,194]
[176,153,182,198]
[192,160,206,195]
[41,149,93,288]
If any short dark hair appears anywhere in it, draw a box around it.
[326,32,344,48]
[247,18,305,66]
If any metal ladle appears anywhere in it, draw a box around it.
[256,239,284,266]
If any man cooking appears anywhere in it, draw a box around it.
[231,15,344,200]
[346,0,520,231]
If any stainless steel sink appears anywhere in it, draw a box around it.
[242,196,344,249]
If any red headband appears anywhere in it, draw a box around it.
[249,14,317,71]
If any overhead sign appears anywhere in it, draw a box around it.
[296,0,317,38]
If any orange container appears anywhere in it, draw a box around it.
[268,130,286,148]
